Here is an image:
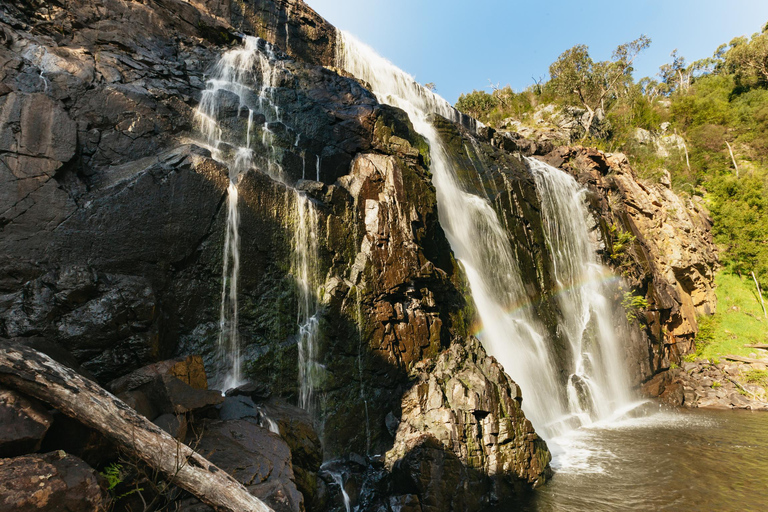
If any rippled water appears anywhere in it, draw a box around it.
[511,406,768,512]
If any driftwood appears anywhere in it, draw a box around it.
[0,341,273,512]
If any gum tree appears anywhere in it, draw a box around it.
[548,36,651,139]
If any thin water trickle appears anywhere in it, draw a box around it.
[195,36,267,390]
[294,192,321,412]
[197,36,323,403]
[335,31,634,442]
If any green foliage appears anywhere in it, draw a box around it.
[101,463,123,491]
[99,463,143,503]
[621,290,649,322]
[711,381,722,388]
[456,20,768,289]
[682,353,697,363]
[609,224,637,276]
[724,28,768,87]
[743,369,768,387]
[455,86,539,126]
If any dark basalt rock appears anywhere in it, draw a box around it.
[39,413,117,469]
[186,418,305,512]
[108,355,209,395]
[0,388,53,458]
[0,451,108,512]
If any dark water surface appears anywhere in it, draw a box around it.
[514,407,768,512]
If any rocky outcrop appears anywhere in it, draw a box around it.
[387,337,551,507]
[538,146,718,377]
[190,419,305,512]
[643,359,768,410]
[0,451,108,512]
[0,1,551,509]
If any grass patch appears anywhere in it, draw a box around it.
[743,369,768,387]
[695,271,767,360]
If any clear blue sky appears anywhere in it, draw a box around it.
[305,0,768,104]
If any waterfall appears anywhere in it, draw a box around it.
[335,31,633,439]
[527,157,632,420]
[196,36,322,396]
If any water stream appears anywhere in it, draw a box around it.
[294,192,321,412]
[335,32,633,442]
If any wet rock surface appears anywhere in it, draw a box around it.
[384,337,551,510]
[388,337,551,489]
[0,0,565,509]
[0,388,52,458]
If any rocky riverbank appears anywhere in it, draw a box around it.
[643,357,768,410]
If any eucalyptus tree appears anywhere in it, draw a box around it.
[548,36,651,139]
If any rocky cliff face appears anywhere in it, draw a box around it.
[0,0,553,510]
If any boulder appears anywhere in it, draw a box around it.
[108,355,209,395]
[39,412,116,469]
[153,413,188,440]
[263,398,323,507]
[224,381,272,402]
[189,419,304,512]
[0,388,52,458]
[142,375,224,416]
[386,337,551,507]
[0,451,108,512]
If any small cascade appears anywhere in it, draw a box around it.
[195,37,265,390]
[294,192,321,412]
[527,157,632,420]
[322,465,352,512]
[335,31,634,440]
[217,182,242,391]
[197,36,324,402]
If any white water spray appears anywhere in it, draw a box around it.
[195,37,266,390]
[335,31,633,440]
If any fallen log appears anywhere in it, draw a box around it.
[0,341,273,512]
[744,344,768,350]
[723,354,768,364]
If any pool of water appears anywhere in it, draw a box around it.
[512,406,768,511]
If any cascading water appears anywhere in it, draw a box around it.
[335,31,634,441]
[527,157,633,423]
[195,36,322,397]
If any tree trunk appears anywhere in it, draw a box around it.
[580,107,596,141]
[726,140,739,178]
[0,341,274,512]
[751,271,766,319]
